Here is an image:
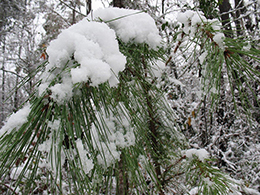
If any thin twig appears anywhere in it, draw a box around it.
[58,0,86,17]
[0,68,24,78]
[162,155,186,181]
[0,183,19,195]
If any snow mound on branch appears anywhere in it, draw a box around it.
[184,148,209,162]
[91,7,161,49]
[176,10,225,49]
[40,20,126,102]
[213,32,225,49]
[0,104,31,136]
[176,10,206,35]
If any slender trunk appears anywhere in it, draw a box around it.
[200,95,208,147]
[219,0,233,37]
[162,0,165,16]
[117,154,128,195]
[13,71,19,112]
[113,0,125,8]
[72,9,76,24]
[1,37,6,127]
[86,0,91,15]
[234,0,243,36]
[255,3,259,29]
[142,56,164,195]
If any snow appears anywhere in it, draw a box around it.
[176,10,206,35]
[203,177,214,187]
[36,8,164,103]
[169,77,185,87]
[10,167,24,180]
[39,20,126,102]
[184,148,209,162]
[49,77,73,103]
[176,10,226,50]
[91,107,135,167]
[90,7,161,49]
[152,60,166,78]
[213,32,225,49]
[187,187,198,195]
[0,104,31,136]
[243,187,260,195]
[243,42,251,51]
[76,139,94,174]
[47,119,60,131]
[199,51,208,65]
[210,19,222,31]
[38,119,66,174]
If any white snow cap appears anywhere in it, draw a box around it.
[91,7,162,49]
[184,148,209,162]
[76,140,94,174]
[46,20,126,87]
[176,10,206,34]
[177,10,206,26]
[213,32,225,49]
[0,104,31,136]
[40,20,127,102]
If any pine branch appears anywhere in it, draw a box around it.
[0,68,24,78]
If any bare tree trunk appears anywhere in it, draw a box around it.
[86,0,91,15]
[13,72,19,112]
[162,0,165,16]
[1,37,6,127]
[234,0,243,36]
[72,9,76,24]
[113,0,125,8]
[111,2,127,194]
[219,0,233,37]
[117,154,128,195]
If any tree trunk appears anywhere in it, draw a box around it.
[86,0,91,15]
[234,0,243,36]
[1,37,6,127]
[113,0,125,8]
[117,155,128,195]
[219,0,233,37]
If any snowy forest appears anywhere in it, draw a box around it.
[0,0,260,194]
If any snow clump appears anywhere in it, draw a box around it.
[38,8,163,103]
[76,139,94,174]
[184,148,209,162]
[39,20,126,102]
[176,10,225,49]
[213,32,225,49]
[90,7,161,49]
[0,104,31,136]
[176,10,206,35]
